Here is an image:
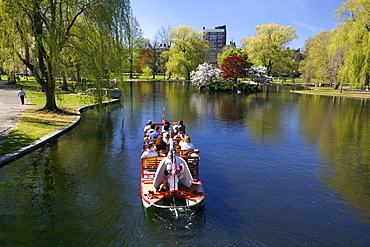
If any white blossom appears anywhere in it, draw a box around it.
[190,63,221,86]
[248,66,273,83]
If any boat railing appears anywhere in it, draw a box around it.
[155,189,203,198]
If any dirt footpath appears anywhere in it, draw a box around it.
[0,81,25,143]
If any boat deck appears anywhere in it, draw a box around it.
[141,121,205,208]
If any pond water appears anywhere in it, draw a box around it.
[0,81,369,246]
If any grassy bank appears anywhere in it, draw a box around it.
[0,90,94,157]
[292,87,370,99]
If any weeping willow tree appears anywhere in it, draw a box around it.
[333,0,370,89]
[299,31,334,83]
[0,0,131,111]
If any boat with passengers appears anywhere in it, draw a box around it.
[140,120,205,209]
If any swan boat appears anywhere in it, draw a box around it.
[140,122,205,209]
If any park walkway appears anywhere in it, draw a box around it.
[0,81,25,143]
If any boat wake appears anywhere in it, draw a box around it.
[145,207,205,232]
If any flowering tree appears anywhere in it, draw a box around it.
[248,66,273,83]
[220,55,251,83]
[190,63,221,89]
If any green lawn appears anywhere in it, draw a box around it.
[0,90,94,157]
[293,87,370,98]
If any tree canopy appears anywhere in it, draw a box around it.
[0,0,131,111]
[299,31,335,83]
[241,23,298,76]
[123,15,145,79]
[218,47,250,68]
[220,55,251,83]
[163,26,209,80]
[333,0,370,88]
[298,0,370,89]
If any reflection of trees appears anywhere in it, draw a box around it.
[244,86,300,144]
[122,81,195,123]
[187,85,302,144]
[298,95,370,222]
[0,145,79,244]
[0,107,133,244]
[122,81,370,223]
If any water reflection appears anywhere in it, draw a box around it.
[1,82,369,245]
[296,95,370,223]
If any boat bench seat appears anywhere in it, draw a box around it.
[142,157,165,180]
[142,155,199,179]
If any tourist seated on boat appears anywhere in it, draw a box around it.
[155,135,167,151]
[143,136,150,144]
[174,128,186,140]
[143,120,152,135]
[162,124,173,134]
[161,121,173,133]
[162,132,171,145]
[145,124,156,136]
[171,125,179,136]
[143,136,156,144]
[179,136,195,150]
[177,120,186,134]
[141,144,158,159]
[149,126,161,139]
[181,150,199,157]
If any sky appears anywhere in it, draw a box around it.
[130,0,344,49]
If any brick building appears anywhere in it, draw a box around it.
[202,25,227,67]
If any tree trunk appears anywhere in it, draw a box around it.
[267,59,273,76]
[363,76,369,88]
[129,63,133,79]
[186,69,191,80]
[44,80,59,111]
[61,75,69,91]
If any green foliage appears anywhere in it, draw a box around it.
[299,0,370,89]
[208,81,261,93]
[241,23,298,76]
[0,0,131,110]
[333,0,370,88]
[139,39,162,79]
[299,31,334,83]
[123,15,145,78]
[0,91,89,156]
[218,48,251,67]
[163,26,210,80]
[209,81,233,91]
[142,66,153,77]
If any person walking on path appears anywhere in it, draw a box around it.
[17,88,26,105]
[0,81,26,144]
